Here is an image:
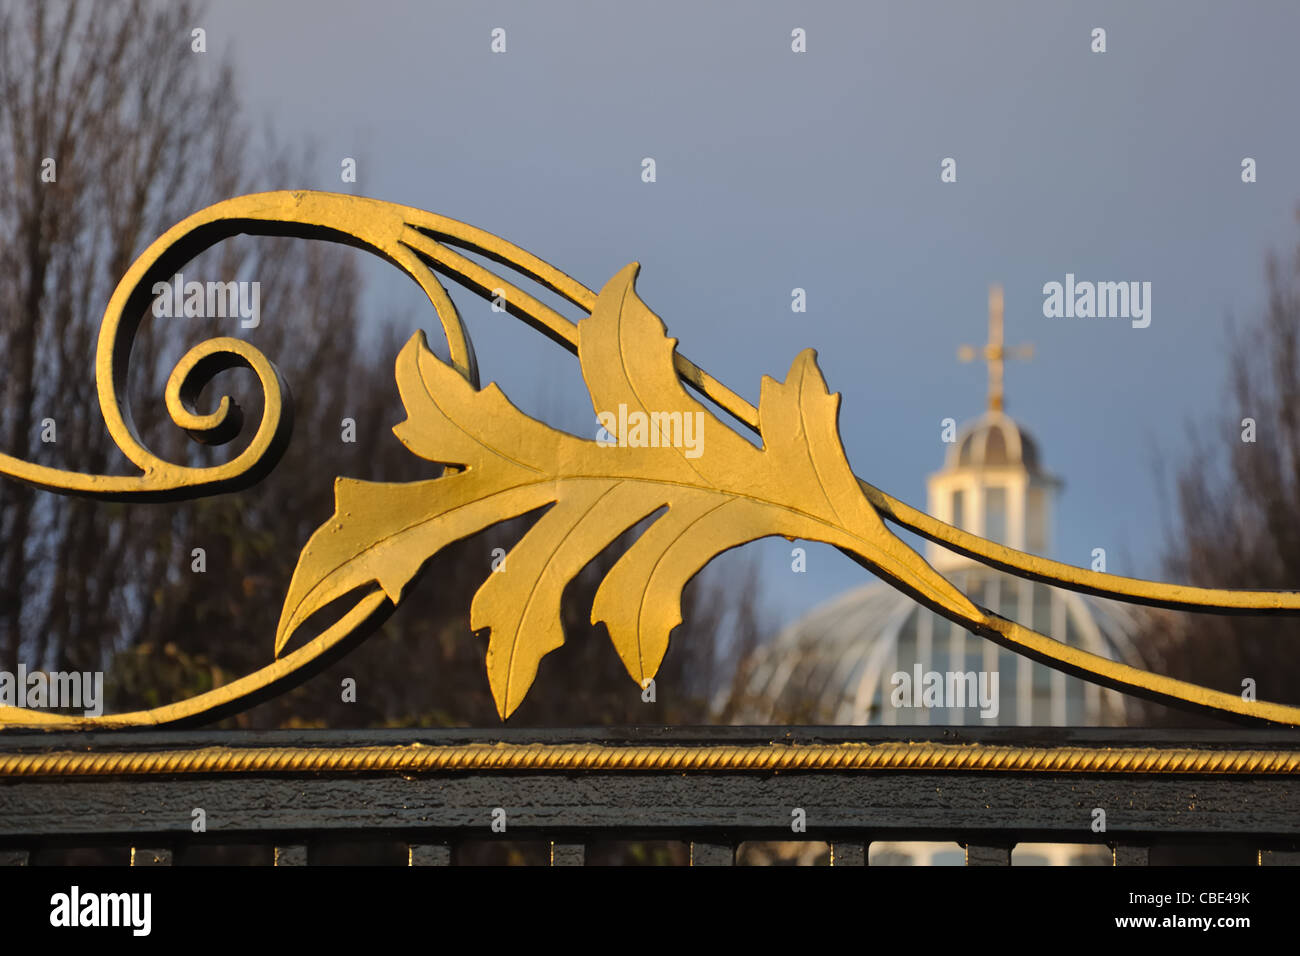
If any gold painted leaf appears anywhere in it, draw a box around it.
[276,263,978,718]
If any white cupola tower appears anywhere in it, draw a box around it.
[926,285,1061,569]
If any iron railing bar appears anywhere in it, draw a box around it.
[273,844,307,866]
[965,843,1012,865]
[549,842,585,866]
[129,846,172,866]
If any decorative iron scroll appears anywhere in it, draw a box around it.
[2,190,1299,728]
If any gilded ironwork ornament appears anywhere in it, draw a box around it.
[2,190,1299,728]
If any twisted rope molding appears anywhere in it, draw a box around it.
[3,740,1300,777]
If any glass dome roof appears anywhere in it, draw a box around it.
[738,564,1144,726]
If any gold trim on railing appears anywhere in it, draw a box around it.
[2,741,1299,777]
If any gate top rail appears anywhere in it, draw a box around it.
[6,728,1300,858]
[4,727,1300,777]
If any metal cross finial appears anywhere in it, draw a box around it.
[958,284,1033,413]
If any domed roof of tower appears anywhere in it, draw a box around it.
[947,410,1044,474]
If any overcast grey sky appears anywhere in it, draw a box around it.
[202,0,1300,630]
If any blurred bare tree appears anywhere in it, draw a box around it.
[0,0,765,729]
[1140,215,1300,726]
[0,0,246,674]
